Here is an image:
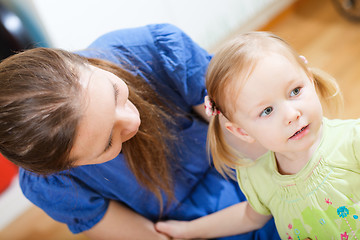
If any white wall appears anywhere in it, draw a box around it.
[0,177,31,230]
[30,0,295,51]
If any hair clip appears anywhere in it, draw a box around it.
[204,96,220,117]
[299,55,308,64]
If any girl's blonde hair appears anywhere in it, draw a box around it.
[206,31,343,177]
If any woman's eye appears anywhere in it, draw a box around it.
[113,83,120,103]
[290,87,301,97]
[104,138,113,152]
[260,107,273,117]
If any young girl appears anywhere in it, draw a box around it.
[155,31,360,239]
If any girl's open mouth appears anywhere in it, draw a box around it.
[289,124,309,140]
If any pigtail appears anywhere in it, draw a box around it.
[311,67,343,117]
[207,115,247,179]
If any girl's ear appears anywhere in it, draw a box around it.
[224,122,255,143]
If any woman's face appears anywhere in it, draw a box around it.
[70,65,141,166]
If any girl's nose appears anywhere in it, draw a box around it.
[285,104,301,125]
[288,114,300,125]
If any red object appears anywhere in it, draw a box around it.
[0,153,18,194]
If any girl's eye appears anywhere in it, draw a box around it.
[260,107,273,117]
[290,87,301,97]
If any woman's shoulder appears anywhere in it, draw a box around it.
[75,24,188,62]
[84,23,188,51]
[78,23,209,75]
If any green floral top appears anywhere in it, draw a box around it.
[237,118,360,239]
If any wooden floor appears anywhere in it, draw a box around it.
[0,205,89,240]
[259,0,360,119]
[1,0,360,239]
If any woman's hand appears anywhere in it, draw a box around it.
[83,200,171,240]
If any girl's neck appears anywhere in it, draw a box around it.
[274,126,323,175]
[275,152,312,175]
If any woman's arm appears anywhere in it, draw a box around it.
[83,200,169,240]
[155,201,271,239]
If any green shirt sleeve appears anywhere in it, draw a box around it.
[236,167,271,216]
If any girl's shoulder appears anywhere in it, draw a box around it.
[322,117,360,132]
[321,118,360,153]
[321,117,360,167]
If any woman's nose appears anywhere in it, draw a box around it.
[114,101,140,127]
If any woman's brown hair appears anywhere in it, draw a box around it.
[0,48,176,204]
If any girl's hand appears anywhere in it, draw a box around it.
[156,202,270,239]
[155,220,192,239]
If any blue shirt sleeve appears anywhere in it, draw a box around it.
[19,169,108,233]
[148,24,210,107]
[78,23,211,110]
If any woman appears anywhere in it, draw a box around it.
[0,24,279,239]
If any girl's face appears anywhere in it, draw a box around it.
[229,53,323,155]
[71,65,141,166]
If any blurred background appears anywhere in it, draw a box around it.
[0,0,359,239]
